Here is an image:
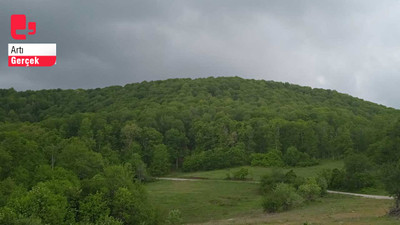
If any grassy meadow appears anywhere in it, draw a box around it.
[147,180,262,223]
[191,194,396,225]
[168,160,344,181]
[147,179,397,224]
[147,160,398,224]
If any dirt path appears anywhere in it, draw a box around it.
[326,190,393,199]
[157,177,393,200]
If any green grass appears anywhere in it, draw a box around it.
[168,160,344,181]
[147,180,262,223]
[147,179,398,225]
[169,160,389,195]
[194,194,397,225]
[150,160,397,224]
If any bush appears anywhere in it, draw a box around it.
[260,170,287,194]
[96,215,123,225]
[251,150,284,167]
[283,146,319,167]
[342,154,375,191]
[296,158,319,167]
[329,168,346,190]
[225,170,232,180]
[233,168,249,180]
[165,209,182,225]
[183,146,248,172]
[225,168,250,180]
[262,183,304,212]
[323,155,376,192]
[298,178,321,201]
[260,169,302,194]
[316,176,328,196]
[283,146,302,166]
[344,172,375,191]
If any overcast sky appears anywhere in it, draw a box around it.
[1,0,400,108]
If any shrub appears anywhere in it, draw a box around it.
[284,170,297,184]
[165,209,182,225]
[298,178,321,201]
[96,215,123,225]
[329,168,346,190]
[342,154,375,191]
[260,170,287,194]
[317,169,332,184]
[283,146,319,167]
[251,150,284,167]
[225,170,232,180]
[225,168,250,180]
[183,146,248,172]
[260,169,302,194]
[262,183,304,212]
[233,168,249,180]
[296,158,319,167]
[324,154,376,192]
[283,146,302,166]
[344,172,375,191]
[182,152,206,172]
[316,176,328,196]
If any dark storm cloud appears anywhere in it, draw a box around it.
[1,0,400,108]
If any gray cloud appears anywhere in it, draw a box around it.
[1,0,400,108]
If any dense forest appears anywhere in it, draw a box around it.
[1,77,400,224]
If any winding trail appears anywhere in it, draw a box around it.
[156,177,393,200]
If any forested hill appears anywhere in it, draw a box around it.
[0,76,395,123]
[0,76,399,164]
[1,76,400,224]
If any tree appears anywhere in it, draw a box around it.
[79,192,110,223]
[0,147,12,179]
[139,127,163,165]
[164,128,188,169]
[111,187,158,225]
[343,153,375,191]
[102,164,135,197]
[121,123,142,151]
[0,178,20,207]
[128,153,149,181]
[58,138,104,179]
[382,161,400,209]
[78,117,95,149]
[150,144,170,176]
[332,127,353,159]
[7,184,70,225]
[0,132,45,185]
[283,146,302,166]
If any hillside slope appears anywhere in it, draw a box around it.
[1,77,398,167]
[1,77,399,224]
